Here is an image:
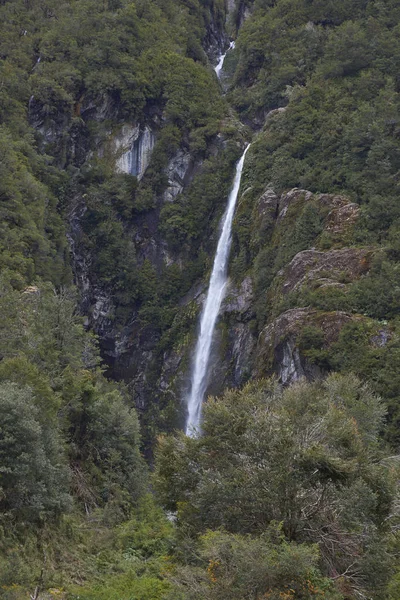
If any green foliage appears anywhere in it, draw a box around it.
[86,389,147,505]
[298,325,329,368]
[319,321,400,446]
[68,575,169,600]
[232,0,400,242]
[0,279,150,594]
[160,143,242,251]
[155,375,394,597]
[0,279,148,514]
[0,126,68,288]
[0,382,70,521]
[117,494,175,559]
[0,280,93,378]
[348,252,400,320]
[3,0,400,597]
[67,496,174,600]
[166,527,341,600]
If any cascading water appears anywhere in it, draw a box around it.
[185,145,250,436]
[214,40,235,78]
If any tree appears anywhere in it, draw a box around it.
[165,528,342,600]
[155,374,395,598]
[0,382,70,521]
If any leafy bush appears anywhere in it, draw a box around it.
[0,382,70,521]
[165,528,342,600]
[155,375,394,597]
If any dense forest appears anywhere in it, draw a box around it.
[1,0,400,598]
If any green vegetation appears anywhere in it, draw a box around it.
[0,0,228,299]
[164,528,341,599]
[0,279,150,596]
[0,0,234,594]
[2,0,400,597]
[155,376,399,599]
[231,0,400,244]
[220,0,400,447]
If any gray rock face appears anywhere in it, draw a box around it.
[224,278,255,385]
[325,202,360,236]
[223,276,253,313]
[257,188,279,220]
[231,322,255,384]
[209,276,256,390]
[280,338,305,384]
[164,150,192,202]
[81,93,118,123]
[226,0,236,18]
[256,308,356,382]
[277,188,313,222]
[371,329,391,348]
[114,124,156,180]
[225,0,253,35]
[278,247,372,296]
[272,188,360,230]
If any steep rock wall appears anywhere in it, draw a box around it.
[114,125,156,180]
[227,183,390,387]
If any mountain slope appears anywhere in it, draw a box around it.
[2,0,400,597]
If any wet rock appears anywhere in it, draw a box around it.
[279,338,306,384]
[231,322,255,384]
[223,276,253,314]
[207,276,257,391]
[113,124,156,180]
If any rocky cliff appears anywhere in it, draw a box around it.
[25,0,398,449]
[26,3,238,444]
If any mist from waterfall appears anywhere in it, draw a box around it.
[185,145,250,436]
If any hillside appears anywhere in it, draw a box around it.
[1,0,400,598]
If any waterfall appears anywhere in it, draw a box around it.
[215,40,235,78]
[186,144,250,436]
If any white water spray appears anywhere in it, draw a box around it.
[214,40,235,78]
[186,145,250,436]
